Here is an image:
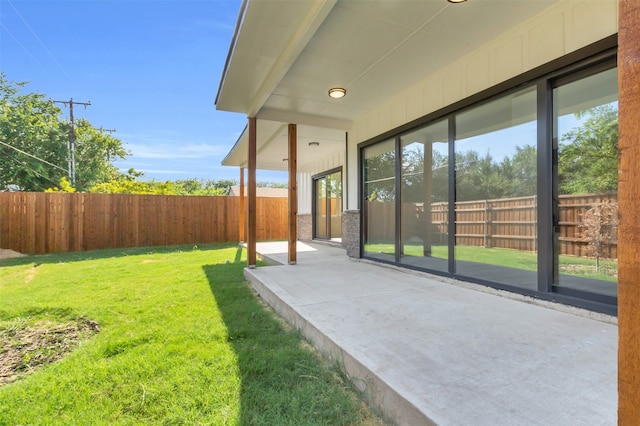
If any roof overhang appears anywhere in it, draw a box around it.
[221,120,346,171]
[216,0,558,170]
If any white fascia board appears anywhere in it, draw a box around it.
[216,0,337,115]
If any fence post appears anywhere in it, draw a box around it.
[483,200,490,248]
[534,195,538,252]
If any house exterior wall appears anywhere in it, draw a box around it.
[297,150,345,215]
[345,0,618,209]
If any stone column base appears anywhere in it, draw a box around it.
[343,210,361,258]
[297,214,312,241]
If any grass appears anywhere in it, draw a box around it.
[0,244,384,425]
[364,242,617,282]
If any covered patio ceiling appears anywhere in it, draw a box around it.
[216,0,557,171]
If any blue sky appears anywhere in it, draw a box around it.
[0,0,286,184]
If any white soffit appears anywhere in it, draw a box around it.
[217,0,558,169]
[264,0,557,123]
[221,120,345,172]
[215,0,337,116]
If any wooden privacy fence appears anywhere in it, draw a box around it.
[0,193,288,254]
[367,193,618,259]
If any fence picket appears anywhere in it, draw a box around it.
[0,193,288,254]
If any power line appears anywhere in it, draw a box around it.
[0,139,67,172]
[3,150,60,187]
[52,98,91,185]
[6,0,72,80]
[0,22,49,74]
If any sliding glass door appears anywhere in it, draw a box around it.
[313,169,342,241]
[363,139,396,262]
[399,119,449,273]
[553,66,618,300]
[454,86,538,290]
[359,51,617,311]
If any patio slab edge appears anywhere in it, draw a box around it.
[243,267,436,426]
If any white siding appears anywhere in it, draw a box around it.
[297,150,345,215]
[345,0,618,209]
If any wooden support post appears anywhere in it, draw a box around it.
[248,117,257,268]
[239,167,245,243]
[618,0,640,423]
[288,124,298,264]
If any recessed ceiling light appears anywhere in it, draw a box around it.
[328,88,346,99]
[447,0,467,3]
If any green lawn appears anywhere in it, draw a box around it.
[0,244,384,425]
[364,243,617,282]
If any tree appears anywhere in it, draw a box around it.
[173,178,237,195]
[502,145,537,198]
[579,199,618,272]
[559,104,618,194]
[90,172,238,196]
[90,169,178,195]
[0,74,67,191]
[73,119,127,191]
[45,177,76,193]
[0,73,127,192]
[455,150,508,201]
[257,181,287,189]
[364,149,396,202]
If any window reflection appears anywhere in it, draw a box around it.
[363,139,396,261]
[454,87,538,290]
[554,67,618,298]
[400,119,449,272]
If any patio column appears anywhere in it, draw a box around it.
[288,123,297,264]
[239,167,245,243]
[248,117,257,268]
[618,0,640,423]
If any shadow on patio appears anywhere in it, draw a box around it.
[203,251,383,425]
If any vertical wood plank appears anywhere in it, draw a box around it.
[288,123,297,264]
[248,117,257,266]
[239,167,245,242]
[618,0,640,422]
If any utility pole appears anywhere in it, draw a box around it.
[52,98,91,185]
[98,127,117,161]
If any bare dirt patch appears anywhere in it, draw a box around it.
[0,249,26,261]
[0,317,100,385]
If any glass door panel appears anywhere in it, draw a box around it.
[363,139,396,261]
[399,119,449,272]
[314,178,328,239]
[454,86,538,290]
[553,67,618,299]
[327,171,342,240]
[313,170,342,241]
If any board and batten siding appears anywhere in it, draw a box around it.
[344,0,618,210]
[297,150,345,215]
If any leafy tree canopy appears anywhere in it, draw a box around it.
[559,104,618,195]
[0,73,127,192]
[364,102,618,205]
[90,171,241,196]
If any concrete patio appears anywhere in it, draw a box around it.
[244,241,617,426]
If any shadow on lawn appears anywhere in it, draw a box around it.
[0,242,237,267]
[203,253,372,425]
